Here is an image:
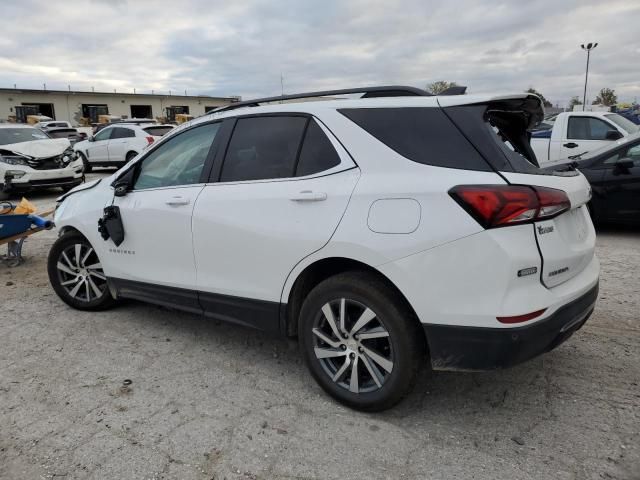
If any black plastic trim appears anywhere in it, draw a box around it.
[108,277,283,333]
[199,290,281,332]
[108,278,202,314]
[423,283,599,371]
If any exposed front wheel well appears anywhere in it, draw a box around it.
[285,257,424,341]
[57,225,84,238]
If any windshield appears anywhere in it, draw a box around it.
[605,114,640,134]
[0,128,50,145]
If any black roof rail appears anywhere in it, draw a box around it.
[439,86,467,95]
[212,85,431,113]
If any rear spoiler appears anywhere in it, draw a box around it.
[439,86,467,96]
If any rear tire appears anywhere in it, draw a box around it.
[77,152,92,173]
[48,232,116,311]
[298,271,425,411]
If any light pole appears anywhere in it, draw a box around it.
[581,42,598,111]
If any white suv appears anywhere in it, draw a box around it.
[73,123,174,172]
[49,87,599,411]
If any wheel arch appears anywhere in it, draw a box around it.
[56,224,98,248]
[282,256,424,342]
[57,225,85,238]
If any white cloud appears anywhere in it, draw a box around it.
[0,0,639,105]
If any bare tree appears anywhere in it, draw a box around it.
[426,81,458,95]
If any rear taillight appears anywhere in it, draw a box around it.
[145,136,154,145]
[449,185,570,228]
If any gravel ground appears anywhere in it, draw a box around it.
[1,173,638,480]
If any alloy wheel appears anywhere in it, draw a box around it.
[56,243,107,302]
[312,298,393,394]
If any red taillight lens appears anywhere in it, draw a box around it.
[145,136,154,145]
[449,185,570,228]
[497,308,547,324]
[536,186,571,219]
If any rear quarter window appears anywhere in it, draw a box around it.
[144,126,174,137]
[296,120,341,176]
[339,107,491,171]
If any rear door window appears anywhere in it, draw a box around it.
[339,107,491,171]
[112,127,136,139]
[220,116,307,182]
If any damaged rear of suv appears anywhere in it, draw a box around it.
[0,124,84,200]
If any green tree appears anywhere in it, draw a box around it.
[594,88,617,106]
[525,87,552,108]
[568,96,583,110]
[426,81,458,95]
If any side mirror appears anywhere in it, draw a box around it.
[606,130,623,140]
[112,167,136,196]
[113,181,129,196]
[615,159,634,171]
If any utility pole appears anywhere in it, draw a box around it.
[581,43,598,111]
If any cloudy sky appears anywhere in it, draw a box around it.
[1,0,639,106]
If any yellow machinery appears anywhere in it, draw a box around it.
[26,115,52,125]
[175,114,194,124]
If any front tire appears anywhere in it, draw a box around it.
[47,232,116,310]
[299,271,425,411]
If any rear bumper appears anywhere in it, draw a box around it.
[424,282,598,371]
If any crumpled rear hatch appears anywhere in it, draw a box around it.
[440,94,596,288]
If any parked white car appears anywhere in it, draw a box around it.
[73,123,174,171]
[50,87,599,411]
[0,124,83,200]
[531,111,640,165]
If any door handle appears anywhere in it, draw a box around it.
[290,190,327,202]
[165,196,190,206]
[564,142,579,148]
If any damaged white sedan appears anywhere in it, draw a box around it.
[0,124,84,200]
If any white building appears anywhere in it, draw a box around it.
[0,87,240,124]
